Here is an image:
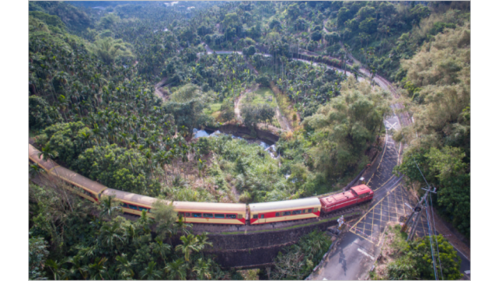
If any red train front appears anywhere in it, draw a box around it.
[319,184,374,214]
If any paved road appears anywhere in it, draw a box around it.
[198,44,471,278]
[309,116,470,280]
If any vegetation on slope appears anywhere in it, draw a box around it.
[394,22,470,238]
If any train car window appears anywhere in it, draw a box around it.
[280,212,284,216]
[292,210,301,215]
[276,212,280,217]
[121,203,129,208]
[215,214,224,219]
[129,205,138,210]
[313,208,319,212]
[308,209,313,213]
[260,214,264,219]
[192,213,202,217]
[226,214,236,219]
[185,213,191,217]
[203,213,213,218]
[238,214,243,219]
[284,211,291,216]
[178,212,185,217]
[253,214,258,219]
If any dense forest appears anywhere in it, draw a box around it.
[28,1,470,280]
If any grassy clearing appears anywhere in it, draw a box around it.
[245,87,278,107]
[203,102,222,120]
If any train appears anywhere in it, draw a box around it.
[29,144,374,225]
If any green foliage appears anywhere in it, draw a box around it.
[408,235,462,280]
[241,103,275,128]
[303,77,390,178]
[30,181,228,280]
[29,96,63,131]
[74,144,159,196]
[29,234,50,280]
[271,230,331,279]
[89,37,135,65]
[39,121,91,165]
[378,226,462,280]
[395,23,470,238]
[387,255,418,280]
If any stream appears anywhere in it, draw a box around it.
[193,128,278,158]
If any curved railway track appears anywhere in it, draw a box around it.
[29,50,408,234]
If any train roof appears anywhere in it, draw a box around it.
[52,166,108,195]
[103,188,166,207]
[319,191,356,206]
[248,197,321,213]
[351,184,372,195]
[174,201,247,214]
[29,144,59,171]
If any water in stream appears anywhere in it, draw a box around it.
[193,128,277,158]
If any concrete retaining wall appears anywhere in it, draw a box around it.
[169,213,361,268]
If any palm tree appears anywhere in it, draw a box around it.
[193,258,213,280]
[45,259,69,280]
[38,145,57,161]
[87,257,108,280]
[139,261,162,280]
[196,232,213,251]
[115,254,135,280]
[164,258,188,280]
[98,220,124,254]
[152,237,171,266]
[98,195,122,219]
[175,234,202,262]
[66,254,89,280]
[29,163,45,179]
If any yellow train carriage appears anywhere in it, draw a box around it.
[29,144,107,202]
[248,198,322,225]
[102,188,170,217]
[174,201,247,225]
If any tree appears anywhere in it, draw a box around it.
[29,235,49,280]
[302,77,390,177]
[115,253,136,280]
[151,200,177,241]
[140,261,163,280]
[164,258,188,280]
[29,95,63,131]
[152,237,171,266]
[311,31,322,42]
[409,235,462,280]
[175,234,202,262]
[193,258,213,280]
[98,195,122,219]
[89,37,135,65]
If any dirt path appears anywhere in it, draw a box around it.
[154,77,168,101]
[275,105,292,131]
[234,84,259,121]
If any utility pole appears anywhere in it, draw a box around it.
[403,187,436,241]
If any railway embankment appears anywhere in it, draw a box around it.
[185,212,362,269]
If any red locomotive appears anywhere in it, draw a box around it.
[319,185,374,214]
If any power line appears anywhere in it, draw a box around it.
[429,192,444,280]
[424,196,439,280]
[408,155,439,280]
